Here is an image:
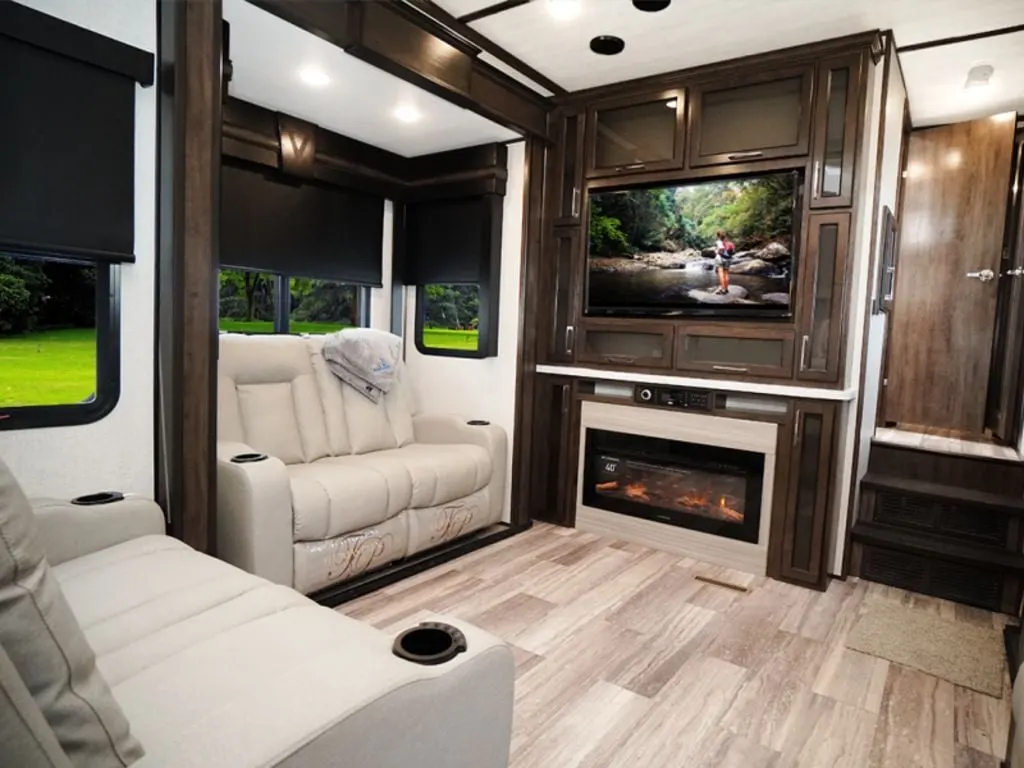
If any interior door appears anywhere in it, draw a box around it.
[884,117,1015,433]
[987,130,1024,441]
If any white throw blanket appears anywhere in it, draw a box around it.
[321,328,403,403]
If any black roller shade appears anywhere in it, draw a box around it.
[0,34,136,263]
[221,160,384,286]
[404,196,503,285]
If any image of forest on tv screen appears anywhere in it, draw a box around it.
[587,174,797,311]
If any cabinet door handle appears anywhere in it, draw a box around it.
[602,354,637,364]
[571,186,581,218]
[560,384,570,417]
[812,160,822,199]
[793,409,801,447]
[615,162,646,172]
[800,334,810,371]
[712,364,748,373]
[565,325,575,354]
[727,151,764,161]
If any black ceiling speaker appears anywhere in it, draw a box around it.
[590,35,625,55]
[633,0,671,10]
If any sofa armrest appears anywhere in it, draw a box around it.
[29,496,165,566]
[412,415,507,522]
[278,612,514,768]
[216,441,294,587]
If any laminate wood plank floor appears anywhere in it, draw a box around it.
[339,524,1013,768]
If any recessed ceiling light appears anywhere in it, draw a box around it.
[298,66,330,88]
[547,0,581,20]
[964,63,994,89]
[393,104,422,124]
[633,0,671,10]
[665,99,678,109]
[590,35,625,56]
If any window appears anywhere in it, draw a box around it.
[288,278,361,334]
[218,268,276,334]
[0,254,119,428]
[218,269,368,334]
[415,283,482,356]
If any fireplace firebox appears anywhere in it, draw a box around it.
[582,428,764,544]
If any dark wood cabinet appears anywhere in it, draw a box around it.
[688,65,814,167]
[529,376,578,526]
[577,320,675,368]
[551,109,586,225]
[778,400,837,588]
[796,212,850,382]
[542,226,582,364]
[586,89,686,177]
[676,325,795,378]
[809,53,863,209]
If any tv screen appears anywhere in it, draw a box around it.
[586,171,800,318]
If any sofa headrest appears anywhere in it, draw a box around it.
[219,334,314,385]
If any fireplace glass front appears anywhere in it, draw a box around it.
[582,428,764,544]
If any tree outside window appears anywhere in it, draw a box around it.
[419,283,480,353]
[218,269,276,333]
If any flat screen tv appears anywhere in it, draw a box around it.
[585,171,801,319]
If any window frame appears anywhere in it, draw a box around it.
[413,281,497,359]
[0,258,121,431]
[217,268,371,335]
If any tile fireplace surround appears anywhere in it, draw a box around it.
[576,400,777,575]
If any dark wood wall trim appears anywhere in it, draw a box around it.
[223,97,509,201]
[0,0,154,85]
[156,0,222,552]
[400,0,566,97]
[510,135,548,526]
[248,0,547,137]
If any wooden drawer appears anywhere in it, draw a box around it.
[675,325,795,378]
[577,321,674,368]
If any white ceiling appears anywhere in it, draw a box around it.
[900,32,1024,126]
[439,0,1024,126]
[223,0,519,157]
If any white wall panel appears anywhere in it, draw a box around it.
[0,0,155,499]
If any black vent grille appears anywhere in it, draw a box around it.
[859,545,1005,612]
[874,491,1008,546]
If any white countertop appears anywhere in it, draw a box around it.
[535,364,858,402]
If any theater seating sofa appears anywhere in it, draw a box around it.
[217,333,507,595]
[0,461,514,768]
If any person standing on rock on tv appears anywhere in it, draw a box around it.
[714,230,736,294]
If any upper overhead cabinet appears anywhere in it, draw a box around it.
[586,89,687,177]
[689,65,813,167]
[809,53,863,209]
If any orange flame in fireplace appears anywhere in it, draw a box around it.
[624,482,650,501]
[676,491,744,522]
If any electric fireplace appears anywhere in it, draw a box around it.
[582,428,764,544]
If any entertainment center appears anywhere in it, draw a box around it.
[526,31,881,590]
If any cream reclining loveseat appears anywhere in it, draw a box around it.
[0,459,514,767]
[217,333,507,595]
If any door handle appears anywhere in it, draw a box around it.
[570,186,581,218]
[564,325,575,354]
[966,269,996,283]
[727,151,764,161]
[1003,267,1024,277]
[800,335,810,371]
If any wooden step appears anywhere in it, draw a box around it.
[851,521,1024,572]
[867,443,1024,495]
[861,472,1024,515]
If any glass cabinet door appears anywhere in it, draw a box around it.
[544,227,580,363]
[553,110,585,224]
[689,66,813,167]
[587,89,686,176]
[797,213,851,382]
[810,53,863,208]
[780,401,836,587]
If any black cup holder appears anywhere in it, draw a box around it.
[71,491,125,506]
[231,453,268,464]
[467,419,490,426]
[392,622,467,666]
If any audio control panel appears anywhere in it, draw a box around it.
[634,385,713,412]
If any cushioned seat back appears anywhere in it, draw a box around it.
[305,337,415,456]
[219,335,331,465]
